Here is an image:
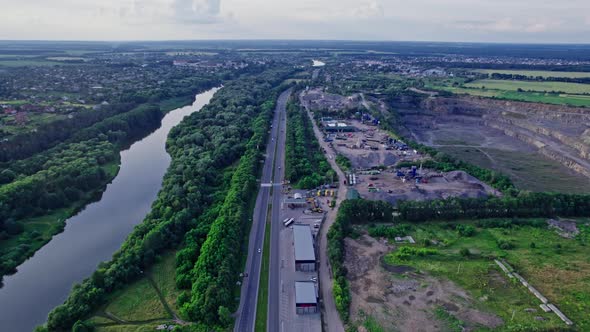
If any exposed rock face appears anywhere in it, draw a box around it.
[416,96,590,178]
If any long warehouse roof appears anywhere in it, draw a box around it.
[295,281,317,304]
[293,224,316,262]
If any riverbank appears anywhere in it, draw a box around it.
[36,68,293,332]
[0,92,212,284]
[0,88,220,331]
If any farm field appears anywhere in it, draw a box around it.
[0,113,68,137]
[464,79,590,95]
[426,84,590,107]
[0,59,73,67]
[87,252,182,331]
[472,69,590,78]
[374,218,590,331]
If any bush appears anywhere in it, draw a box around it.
[368,224,413,239]
[456,224,476,237]
[393,246,438,261]
[497,239,515,250]
[460,248,470,257]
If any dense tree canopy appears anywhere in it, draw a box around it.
[42,66,293,331]
[285,100,334,188]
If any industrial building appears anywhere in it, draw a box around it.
[321,119,355,132]
[293,224,316,271]
[283,196,309,208]
[295,281,318,314]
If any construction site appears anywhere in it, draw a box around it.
[318,115,501,204]
[325,119,422,169]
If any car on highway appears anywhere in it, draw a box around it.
[257,248,261,253]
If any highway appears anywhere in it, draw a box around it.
[267,89,290,332]
[234,88,291,332]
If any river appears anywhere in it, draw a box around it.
[0,87,219,331]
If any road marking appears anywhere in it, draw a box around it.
[261,183,284,187]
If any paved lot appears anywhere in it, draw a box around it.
[278,191,322,332]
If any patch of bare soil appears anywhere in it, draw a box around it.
[547,219,580,238]
[344,235,503,332]
[356,170,500,206]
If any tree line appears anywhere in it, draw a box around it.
[0,104,167,280]
[0,76,218,162]
[285,99,335,189]
[489,73,590,85]
[0,104,162,222]
[38,67,294,331]
[398,191,590,222]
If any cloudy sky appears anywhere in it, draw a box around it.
[1,0,590,43]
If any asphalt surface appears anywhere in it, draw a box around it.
[234,89,291,332]
[267,89,290,332]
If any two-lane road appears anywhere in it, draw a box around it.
[234,89,291,332]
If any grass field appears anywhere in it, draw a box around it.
[0,113,67,136]
[89,252,180,331]
[0,100,28,105]
[0,59,72,67]
[438,146,590,193]
[0,207,70,260]
[254,206,272,332]
[428,84,590,107]
[464,79,590,95]
[472,69,590,79]
[380,219,590,331]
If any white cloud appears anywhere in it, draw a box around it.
[173,0,223,24]
[352,0,384,19]
[0,0,588,42]
[452,18,562,34]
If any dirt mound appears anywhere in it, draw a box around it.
[548,219,580,239]
[351,152,381,169]
[445,170,478,183]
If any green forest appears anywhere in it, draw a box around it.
[285,100,334,189]
[38,67,293,331]
[0,72,223,281]
[0,104,167,279]
[0,77,218,162]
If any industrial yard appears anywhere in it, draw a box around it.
[315,113,501,205]
[325,119,422,169]
[355,169,500,205]
[276,188,337,332]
